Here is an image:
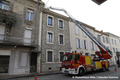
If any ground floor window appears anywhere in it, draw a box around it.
[47,51,53,62]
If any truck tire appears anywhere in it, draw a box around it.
[102,66,106,72]
[78,68,85,76]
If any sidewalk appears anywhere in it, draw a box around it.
[0,71,62,80]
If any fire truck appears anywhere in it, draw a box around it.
[47,7,112,75]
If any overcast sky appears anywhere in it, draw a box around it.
[42,0,120,36]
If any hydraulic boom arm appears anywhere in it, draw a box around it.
[47,6,112,59]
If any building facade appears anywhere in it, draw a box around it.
[69,21,116,65]
[0,0,44,75]
[69,21,96,56]
[0,0,120,75]
[94,30,114,65]
[106,32,120,65]
[38,9,71,73]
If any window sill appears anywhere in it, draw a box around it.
[47,42,54,44]
[59,44,65,46]
[58,28,64,30]
[47,25,54,28]
[25,20,34,24]
[46,62,54,63]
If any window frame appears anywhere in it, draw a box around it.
[59,51,65,62]
[90,41,94,50]
[47,31,54,44]
[46,50,54,63]
[58,18,64,30]
[76,38,82,49]
[26,9,33,21]
[75,26,79,35]
[58,33,65,45]
[102,36,105,43]
[47,15,54,27]
[106,37,109,43]
[83,40,87,49]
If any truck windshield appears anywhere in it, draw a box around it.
[63,54,73,61]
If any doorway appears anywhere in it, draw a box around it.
[30,53,37,72]
[0,56,10,73]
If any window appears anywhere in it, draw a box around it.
[83,40,87,49]
[26,9,33,21]
[24,29,32,44]
[114,40,117,45]
[76,39,82,49]
[106,37,109,43]
[75,26,79,34]
[76,38,80,49]
[113,48,115,53]
[60,52,64,62]
[59,35,64,44]
[47,51,53,62]
[80,40,82,49]
[97,35,101,41]
[0,2,9,10]
[112,39,114,44]
[74,54,80,63]
[48,16,53,26]
[91,42,94,50]
[103,36,105,43]
[59,20,63,29]
[47,32,53,43]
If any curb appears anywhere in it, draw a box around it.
[0,72,62,80]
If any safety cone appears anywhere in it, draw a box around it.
[34,73,37,80]
[115,65,117,72]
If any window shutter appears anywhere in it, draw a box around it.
[80,40,82,49]
[76,39,79,48]
[83,40,85,49]
[86,41,87,49]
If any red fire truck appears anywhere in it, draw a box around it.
[47,7,112,75]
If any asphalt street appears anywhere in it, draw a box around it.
[9,66,120,80]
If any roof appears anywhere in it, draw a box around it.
[105,32,120,38]
[42,8,69,20]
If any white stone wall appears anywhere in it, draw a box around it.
[69,21,96,56]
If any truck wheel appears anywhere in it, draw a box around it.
[102,66,106,72]
[78,68,85,76]
[92,69,95,74]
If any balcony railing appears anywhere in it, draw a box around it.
[0,34,37,47]
[0,9,16,27]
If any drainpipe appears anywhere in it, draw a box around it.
[40,11,43,73]
[34,0,40,73]
[35,0,40,45]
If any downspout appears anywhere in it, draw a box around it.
[39,11,43,73]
